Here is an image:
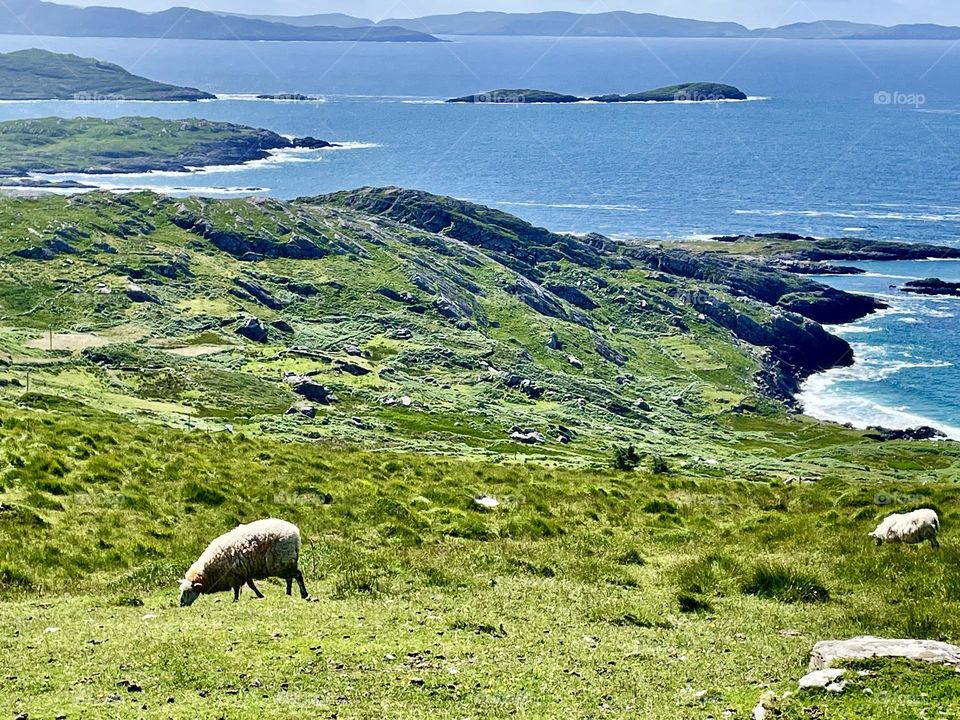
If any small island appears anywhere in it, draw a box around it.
[256,93,321,101]
[589,82,748,103]
[0,117,338,177]
[447,82,748,104]
[447,89,582,104]
[901,278,960,297]
[0,49,215,101]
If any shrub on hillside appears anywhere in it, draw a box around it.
[612,445,641,471]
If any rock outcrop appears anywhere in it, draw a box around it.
[901,278,960,297]
[809,637,960,671]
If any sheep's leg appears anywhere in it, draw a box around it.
[246,579,265,598]
[294,569,309,599]
[931,536,941,549]
[286,577,293,596]
[233,585,241,602]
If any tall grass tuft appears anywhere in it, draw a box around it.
[742,562,830,604]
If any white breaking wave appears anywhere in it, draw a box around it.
[735,208,960,224]
[799,332,959,438]
[800,376,960,440]
[26,141,377,188]
[215,93,327,103]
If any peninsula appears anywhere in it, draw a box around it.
[0,117,337,177]
[0,49,215,101]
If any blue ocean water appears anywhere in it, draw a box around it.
[803,262,960,436]
[0,34,958,432]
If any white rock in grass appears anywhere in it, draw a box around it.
[474,496,499,510]
[751,691,781,720]
[799,668,847,692]
[810,637,960,671]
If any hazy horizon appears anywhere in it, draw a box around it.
[61,1,960,28]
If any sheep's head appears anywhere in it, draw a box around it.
[179,578,202,607]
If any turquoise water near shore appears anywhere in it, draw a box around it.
[0,34,959,432]
[804,261,960,436]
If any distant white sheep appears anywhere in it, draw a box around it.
[179,519,309,606]
[870,508,940,548]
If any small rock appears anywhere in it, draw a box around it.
[411,677,425,686]
[567,355,584,369]
[798,668,846,691]
[344,344,363,356]
[510,428,545,445]
[751,691,783,720]
[285,403,317,419]
[474,496,499,510]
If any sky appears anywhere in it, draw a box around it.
[64,1,960,27]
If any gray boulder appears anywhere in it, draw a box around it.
[333,360,370,376]
[235,316,268,343]
[285,403,317,419]
[284,374,337,404]
[125,281,161,304]
[810,636,960,671]
[510,427,545,444]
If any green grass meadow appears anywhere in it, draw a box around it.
[1,399,959,718]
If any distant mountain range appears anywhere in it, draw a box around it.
[0,0,440,42]
[233,10,960,41]
[2,2,959,42]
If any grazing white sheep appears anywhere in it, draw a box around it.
[179,519,309,606]
[869,508,940,548]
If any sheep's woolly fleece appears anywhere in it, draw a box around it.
[869,508,940,545]
[184,519,302,593]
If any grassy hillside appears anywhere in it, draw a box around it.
[0,49,215,101]
[0,188,889,463]
[1,188,958,717]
